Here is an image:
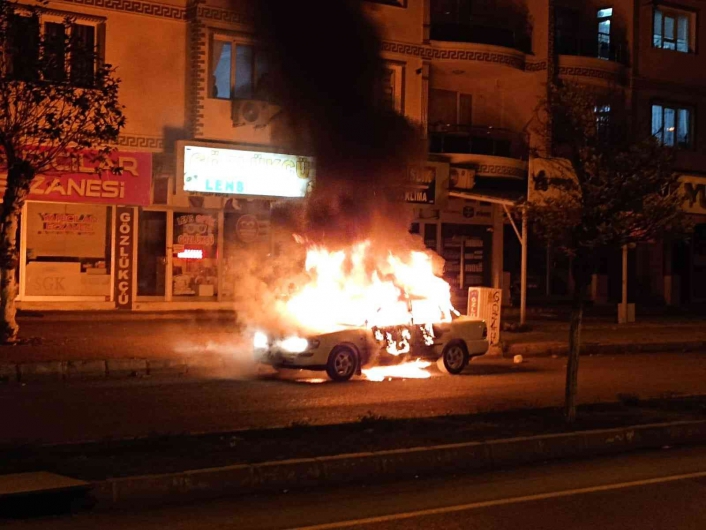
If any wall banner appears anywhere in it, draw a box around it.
[114,207,135,309]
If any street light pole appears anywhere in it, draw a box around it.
[520,205,528,326]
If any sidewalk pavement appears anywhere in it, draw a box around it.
[501,317,706,357]
[0,312,704,375]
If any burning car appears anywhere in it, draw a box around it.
[250,239,489,381]
[253,315,488,381]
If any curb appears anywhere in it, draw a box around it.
[90,419,706,510]
[2,340,705,382]
[504,340,706,358]
[0,356,232,382]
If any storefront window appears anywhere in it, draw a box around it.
[24,202,112,297]
[172,212,218,297]
[222,208,270,300]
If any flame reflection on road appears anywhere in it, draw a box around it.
[362,360,432,382]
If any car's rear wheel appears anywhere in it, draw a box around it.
[326,346,357,382]
[438,340,469,375]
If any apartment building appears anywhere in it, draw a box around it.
[7,0,705,311]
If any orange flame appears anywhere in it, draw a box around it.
[278,239,454,335]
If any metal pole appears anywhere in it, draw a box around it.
[520,206,528,326]
[620,244,628,323]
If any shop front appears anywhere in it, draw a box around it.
[405,162,505,311]
[133,141,314,310]
[15,149,152,310]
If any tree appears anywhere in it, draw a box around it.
[529,82,690,422]
[0,0,124,342]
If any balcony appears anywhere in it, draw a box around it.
[430,22,532,53]
[429,124,527,159]
[428,125,527,180]
[555,35,627,65]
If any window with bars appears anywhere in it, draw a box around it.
[653,7,693,53]
[210,38,271,101]
[652,104,693,148]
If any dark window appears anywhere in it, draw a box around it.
[70,24,96,86]
[9,14,40,81]
[652,104,692,148]
[43,22,66,82]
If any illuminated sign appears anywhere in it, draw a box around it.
[177,249,203,260]
[182,145,315,199]
[1,149,152,206]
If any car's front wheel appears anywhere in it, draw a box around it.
[438,340,469,375]
[326,346,357,382]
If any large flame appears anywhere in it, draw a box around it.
[277,239,454,335]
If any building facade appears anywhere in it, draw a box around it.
[5,0,706,310]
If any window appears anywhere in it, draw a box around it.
[210,37,271,101]
[8,14,39,81]
[595,104,611,135]
[652,104,692,148]
[379,62,404,114]
[654,7,693,53]
[7,12,98,85]
[70,23,96,86]
[597,8,612,60]
[429,89,472,129]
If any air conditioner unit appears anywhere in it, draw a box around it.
[231,99,280,128]
[449,167,475,190]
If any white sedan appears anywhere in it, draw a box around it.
[253,316,489,381]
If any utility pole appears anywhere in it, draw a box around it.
[520,205,528,326]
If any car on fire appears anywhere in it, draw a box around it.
[253,314,489,382]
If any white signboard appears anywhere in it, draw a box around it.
[182,145,315,199]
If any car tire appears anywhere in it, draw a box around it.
[439,340,469,375]
[326,346,358,382]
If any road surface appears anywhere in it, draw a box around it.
[3,443,706,528]
[1,352,705,444]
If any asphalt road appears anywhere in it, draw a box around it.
[2,352,706,444]
[4,444,706,528]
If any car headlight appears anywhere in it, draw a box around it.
[280,336,310,353]
[253,331,269,350]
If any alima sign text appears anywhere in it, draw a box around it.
[183,145,315,199]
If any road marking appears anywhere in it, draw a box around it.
[292,470,706,529]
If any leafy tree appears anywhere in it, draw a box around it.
[529,82,690,422]
[0,0,124,342]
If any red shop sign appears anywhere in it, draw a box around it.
[1,149,152,206]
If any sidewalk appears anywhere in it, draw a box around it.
[501,317,706,357]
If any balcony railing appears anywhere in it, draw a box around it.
[430,22,532,53]
[555,35,627,64]
[428,124,528,159]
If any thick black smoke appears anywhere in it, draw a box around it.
[254,0,425,245]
